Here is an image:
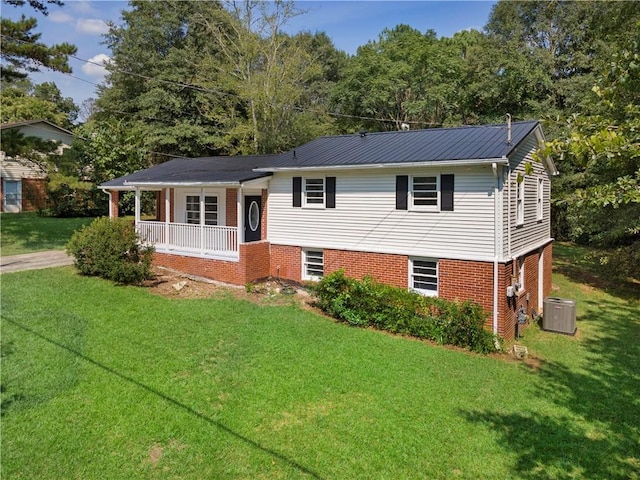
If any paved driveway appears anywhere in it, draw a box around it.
[0,250,74,274]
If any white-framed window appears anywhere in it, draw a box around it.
[411,175,439,210]
[304,178,325,207]
[516,177,525,225]
[516,257,525,294]
[537,177,544,221]
[303,249,324,280]
[185,195,218,225]
[410,258,438,296]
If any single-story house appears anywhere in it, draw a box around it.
[0,119,75,212]
[101,120,558,339]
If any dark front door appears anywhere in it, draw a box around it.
[244,195,262,242]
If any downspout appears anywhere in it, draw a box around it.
[492,163,500,343]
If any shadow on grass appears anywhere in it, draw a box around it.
[3,317,324,480]
[553,243,640,300]
[461,291,640,478]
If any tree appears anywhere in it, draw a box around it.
[196,0,336,153]
[1,0,77,82]
[97,0,229,160]
[0,78,78,127]
[331,25,464,132]
[537,24,639,277]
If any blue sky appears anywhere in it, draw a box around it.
[3,0,496,108]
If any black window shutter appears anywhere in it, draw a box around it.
[441,174,454,211]
[293,177,302,207]
[326,176,336,208]
[396,175,408,210]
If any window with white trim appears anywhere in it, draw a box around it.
[410,258,438,296]
[185,195,218,225]
[304,178,325,206]
[411,175,438,209]
[303,250,324,280]
[537,177,544,220]
[516,178,525,225]
[516,258,525,294]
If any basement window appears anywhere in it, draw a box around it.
[410,258,438,296]
[303,249,324,280]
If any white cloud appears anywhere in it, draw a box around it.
[49,11,74,23]
[71,1,95,14]
[76,18,109,35]
[82,53,111,78]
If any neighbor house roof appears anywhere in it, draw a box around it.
[100,155,278,190]
[101,120,551,189]
[0,119,74,137]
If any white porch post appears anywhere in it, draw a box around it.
[134,187,141,225]
[237,186,243,245]
[199,188,205,254]
[164,188,170,248]
[108,191,113,218]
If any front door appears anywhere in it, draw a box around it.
[244,195,261,242]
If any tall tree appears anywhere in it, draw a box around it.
[196,0,336,154]
[98,0,229,160]
[0,0,77,82]
[0,79,77,127]
[331,25,464,132]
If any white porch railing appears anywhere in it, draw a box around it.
[137,220,238,260]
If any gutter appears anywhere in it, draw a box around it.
[492,162,500,340]
[253,157,509,173]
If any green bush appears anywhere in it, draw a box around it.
[66,217,154,284]
[312,270,498,354]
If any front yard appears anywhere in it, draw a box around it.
[1,244,638,479]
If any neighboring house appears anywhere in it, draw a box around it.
[101,120,558,339]
[0,119,74,213]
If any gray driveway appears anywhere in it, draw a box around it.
[0,250,74,274]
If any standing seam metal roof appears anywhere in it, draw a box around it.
[100,121,540,188]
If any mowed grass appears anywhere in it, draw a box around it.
[0,212,95,256]
[1,244,639,479]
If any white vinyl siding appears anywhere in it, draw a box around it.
[268,166,497,262]
[303,249,324,280]
[410,258,438,296]
[502,131,553,259]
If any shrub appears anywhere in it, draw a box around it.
[312,270,498,354]
[66,217,154,284]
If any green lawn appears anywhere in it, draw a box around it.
[0,212,95,256]
[1,244,638,479]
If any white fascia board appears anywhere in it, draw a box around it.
[98,185,136,191]
[122,181,241,188]
[253,157,509,173]
[533,126,559,176]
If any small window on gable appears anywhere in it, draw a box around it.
[516,177,525,225]
[537,177,544,221]
[304,178,325,206]
[410,258,438,296]
[412,176,438,209]
[303,249,324,280]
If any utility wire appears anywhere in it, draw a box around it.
[1,33,442,127]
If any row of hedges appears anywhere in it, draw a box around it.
[312,270,499,354]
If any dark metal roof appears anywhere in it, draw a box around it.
[263,121,539,170]
[100,155,277,188]
[101,121,541,188]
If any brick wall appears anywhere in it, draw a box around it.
[154,241,271,285]
[270,244,302,282]
[226,189,237,227]
[109,190,119,217]
[22,178,47,211]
